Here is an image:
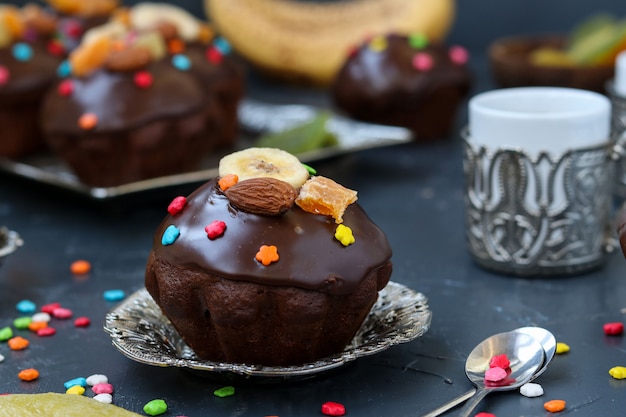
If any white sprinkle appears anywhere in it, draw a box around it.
[31,312,51,323]
[520,382,544,397]
[0,353,5,363]
[86,374,108,386]
[93,393,113,404]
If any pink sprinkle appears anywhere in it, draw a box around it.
[134,71,153,89]
[57,79,74,96]
[485,366,507,382]
[475,413,496,417]
[74,317,91,327]
[412,52,433,71]
[489,353,510,369]
[321,401,346,416]
[41,303,61,314]
[205,220,226,240]
[167,196,187,215]
[603,322,624,336]
[0,66,9,85]
[37,327,56,337]
[206,46,223,64]
[449,45,469,65]
[52,307,73,319]
[92,383,114,394]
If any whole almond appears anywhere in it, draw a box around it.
[104,45,152,72]
[225,177,297,216]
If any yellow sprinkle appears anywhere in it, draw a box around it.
[335,224,355,246]
[66,385,85,395]
[555,342,570,354]
[609,366,626,379]
[368,35,388,52]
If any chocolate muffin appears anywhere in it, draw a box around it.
[331,33,472,140]
[145,148,392,366]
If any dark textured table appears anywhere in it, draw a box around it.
[2,1,626,414]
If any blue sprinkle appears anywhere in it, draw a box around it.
[103,289,126,302]
[161,225,180,246]
[213,37,232,55]
[57,60,71,78]
[171,54,191,71]
[63,377,87,390]
[12,43,33,62]
[16,300,36,314]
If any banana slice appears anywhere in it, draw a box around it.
[218,147,310,189]
[129,2,201,42]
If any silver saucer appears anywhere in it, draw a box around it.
[104,282,431,381]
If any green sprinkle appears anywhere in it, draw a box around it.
[303,163,317,175]
[213,386,235,398]
[0,326,13,342]
[143,399,167,416]
[408,33,429,49]
[13,317,32,330]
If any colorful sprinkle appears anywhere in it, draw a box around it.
[28,321,48,332]
[78,113,98,130]
[66,385,85,395]
[57,60,72,77]
[161,225,180,246]
[12,43,33,61]
[368,35,387,52]
[520,382,544,397]
[449,45,469,65]
[74,317,91,327]
[167,196,187,215]
[47,40,65,56]
[64,377,87,390]
[93,393,113,404]
[31,312,51,323]
[41,303,61,314]
[544,399,566,413]
[18,368,40,382]
[0,354,5,363]
[218,173,239,191]
[484,366,507,382]
[474,413,495,417]
[256,245,279,266]
[13,316,32,330]
[321,401,346,416]
[134,70,153,89]
[412,52,433,71]
[555,342,570,354]
[172,54,191,71]
[213,37,232,55]
[103,289,126,302]
[8,336,29,351]
[144,399,168,416]
[609,366,626,379]
[205,220,227,240]
[303,163,317,175]
[92,383,114,394]
[57,79,74,96]
[408,33,428,49]
[70,259,91,275]
[16,300,36,314]
[52,307,73,319]
[213,386,235,398]
[0,66,9,85]
[603,322,624,336]
[0,327,14,342]
[489,353,510,369]
[86,374,108,386]
[335,224,355,246]
[206,46,223,64]
[36,327,56,337]
[167,39,185,54]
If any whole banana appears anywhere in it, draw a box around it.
[205,0,455,85]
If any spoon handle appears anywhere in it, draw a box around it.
[457,388,490,417]
[418,388,477,417]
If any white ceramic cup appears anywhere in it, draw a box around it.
[463,87,616,276]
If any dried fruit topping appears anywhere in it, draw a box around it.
[295,176,357,224]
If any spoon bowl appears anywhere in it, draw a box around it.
[513,326,556,379]
[459,331,545,417]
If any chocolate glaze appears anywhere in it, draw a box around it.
[0,40,61,99]
[151,178,392,295]
[41,60,208,134]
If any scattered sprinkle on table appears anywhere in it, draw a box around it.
[8,336,29,350]
[0,327,13,341]
[213,386,235,398]
[31,312,51,323]
[64,377,87,390]
[17,368,39,381]
[555,342,570,354]
[13,316,32,329]
[92,383,114,395]
[144,399,168,416]
[0,353,4,363]
[74,317,91,327]
[41,303,61,314]
[16,300,36,314]
[321,401,346,416]
[544,399,566,413]
[52,307,73,319]
[36,327,56,337]
[86,374,108,386]
[93,393,113,404]
[66,385,85,395]
[603,322,624,336]
[609,366,626,379]
[70,259,92,275]
[103,289,126,302]
[474,413,496,417]
[520,382,544,397]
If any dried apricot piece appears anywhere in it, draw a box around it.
[69,36,113,77]
[295,176,357,223]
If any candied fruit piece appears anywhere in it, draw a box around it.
[295,176,357,223]
[70,36,113,77]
